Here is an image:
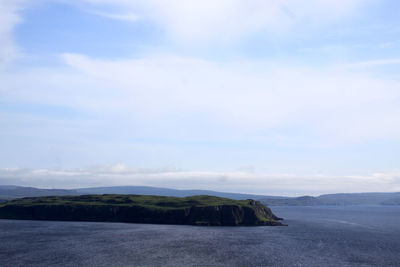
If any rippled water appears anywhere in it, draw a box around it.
[1,206,399,266]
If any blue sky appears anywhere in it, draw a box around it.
[0,0,399,194]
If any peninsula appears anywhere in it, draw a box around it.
[0,194,283,226]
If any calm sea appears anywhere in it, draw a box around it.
[1,205,399,266]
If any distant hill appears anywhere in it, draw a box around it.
[0,185,281,201]
[260,192,400,206]
[260,196,324,206]
[0,185,78,200]
[1,185,399,206]
[317,192,400,205]
[75,186,282,200]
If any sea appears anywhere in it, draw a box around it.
[1,205,399,266]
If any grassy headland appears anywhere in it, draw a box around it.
[0,194,283,226]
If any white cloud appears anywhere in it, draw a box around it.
[1,0,398,190]
[89,10,139,21]
[83,0,365,43]
[2,52,399,148]
[344,58,400,69]
[0,166,399,195]
[84,163,180,174]
[58,53,400,144]
[0,0,26,68]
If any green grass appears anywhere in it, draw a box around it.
[0,194,258,210]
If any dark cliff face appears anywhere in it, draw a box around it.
[0,195,284,226]
[184,202,281,226]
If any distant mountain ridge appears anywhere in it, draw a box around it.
[0,185,78,200]
[0,185,399,206]
[260,192,400,206]
[0,185,280,201]
[75,186,284,200]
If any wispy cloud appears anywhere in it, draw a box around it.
[59,53,400,144]
[80,0,365,43]
[0,0,27,68]
[1,0,399,186]
[2,52,399,148]
[89,10,139,22]
[344,58,400,69]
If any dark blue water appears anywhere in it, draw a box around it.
[1,206,399,266]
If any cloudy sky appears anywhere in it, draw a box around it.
[0,0,399,195]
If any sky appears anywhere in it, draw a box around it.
[0,0,399,195]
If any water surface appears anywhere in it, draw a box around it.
[1,206,399,266]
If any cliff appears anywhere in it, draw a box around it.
[0,194,283,226]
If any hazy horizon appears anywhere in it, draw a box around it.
[1,0,399,195]
[1,165,399,197]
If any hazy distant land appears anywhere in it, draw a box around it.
[1,185,399,206]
